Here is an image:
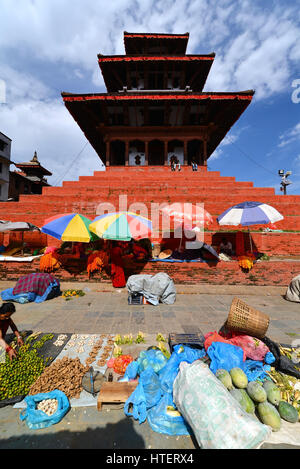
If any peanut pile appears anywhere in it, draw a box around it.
[29,356,89,399]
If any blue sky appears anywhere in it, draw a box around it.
[0,0,299,194]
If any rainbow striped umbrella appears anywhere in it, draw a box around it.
[89,212,153,241]
[41,213,99,243]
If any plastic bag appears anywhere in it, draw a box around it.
[173,361,271,449]
[124,382,147,424]
[19,390,70,430]
[243,359,271,382]
[113,355,134,375]
[204,331,232,351]
[207,342,244,374]
[159,344,206,394]
[147,393,191,436]
[262,336,300,379]
[137,349,168,374]
[224,333,270,361]
[140,367,163,409]
[124,367,162,424]
[123,360,139,380]
[264,352,275,365]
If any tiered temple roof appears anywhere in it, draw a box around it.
[62,32,254,167]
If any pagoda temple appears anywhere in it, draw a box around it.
[9,151,52,200]
[0,32,299,285]
[62,32,254,168]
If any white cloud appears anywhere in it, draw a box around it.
[294,154,300,165]
[0,1,299,100]
[279,122,300,148]
[209,132,238,160]
[0,0,299,187]
[1,96,104,186]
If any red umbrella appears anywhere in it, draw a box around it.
[160,203,213,250]
[160,203,213,228]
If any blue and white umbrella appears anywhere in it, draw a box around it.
[217,201,284,252]
[217,201,284,226]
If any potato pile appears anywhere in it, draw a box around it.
[29,356,89,399]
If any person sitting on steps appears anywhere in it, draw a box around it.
[191,159,198,171]
[170,155,181,171]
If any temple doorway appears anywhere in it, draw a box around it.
[148,140,164,165]
[110,140,125,165]
[187,140,203,165]
[129,140,145,166]
[167,140,184,166]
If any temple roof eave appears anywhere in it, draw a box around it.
[61,90,254,163]
[123,32,190,55]
[14,163,52,176]
[61,90,255,101]
[97,54,215,62]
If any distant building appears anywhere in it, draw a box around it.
[0,131,12,201]
[9,151,52,201]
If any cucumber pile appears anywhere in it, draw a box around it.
[215,367,300,432]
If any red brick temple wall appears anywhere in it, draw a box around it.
[0,166,299,285]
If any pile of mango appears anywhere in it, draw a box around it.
[62,289,85,300]
[216,367,300,432]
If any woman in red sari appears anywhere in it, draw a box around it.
[110,242,126,288]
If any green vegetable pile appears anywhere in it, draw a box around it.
[0,333,54,401]
[216,367,300,432]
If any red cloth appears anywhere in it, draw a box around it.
[235,231,245,256]
[110,246,126,288]
[133,244,148,260]
[204,330,270,361]
[204,331,247,361]
[221,332,270,361]
[12,273,57,296]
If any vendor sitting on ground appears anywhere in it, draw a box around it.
[110,241,126,288]
[132,240,149,261]
[72,242,86,259]
[0,302,24,360]
[219,237,233,256]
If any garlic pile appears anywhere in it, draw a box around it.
[37,399,58,416]
[53,334,68,347]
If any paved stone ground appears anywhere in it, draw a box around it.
[0,281,300,450]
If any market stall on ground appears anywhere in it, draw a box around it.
[1,294,300,448]
[37,211,154,284]
[0,204,288,284]
[217,201,284,272]
[0,220,44,260]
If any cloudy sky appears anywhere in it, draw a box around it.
[0,0,299,193]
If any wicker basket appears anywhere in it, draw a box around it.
[152,243,161,258]
[226,297,270,338]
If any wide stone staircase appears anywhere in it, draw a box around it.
[1,166,300,232]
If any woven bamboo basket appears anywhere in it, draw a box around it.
[152,243,161,258]
[226,297,270,338]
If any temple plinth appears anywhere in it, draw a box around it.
[62,32,254,168]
